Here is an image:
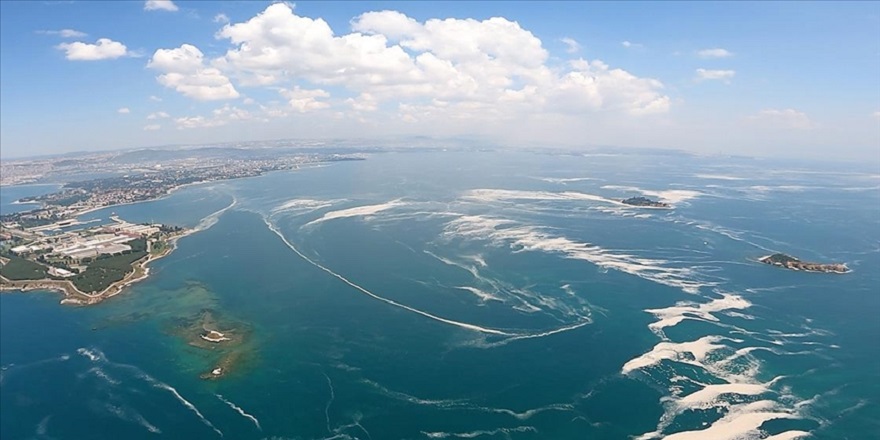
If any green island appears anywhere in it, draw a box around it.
[758,253,849,274]
[621,196,671,208]
[1,218,188,304]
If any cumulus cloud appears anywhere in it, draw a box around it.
[56,38,127,60]
[144,0,177,12]
[280,87,331,113]
[175,104,253,129]
[202,4,668,119]
[560,37,580,53]
[39,29,87,38]
[146,111,170,119]
[751,108,813,129]
[697,48,733,58]
[213,13,229,23]
[622,40,643,49]
[149,95,162,102]
[117,107,130,114]
[143,124,161,131]
[695,68,736,82]
[147,44,239,100]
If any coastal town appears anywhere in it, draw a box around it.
[0,146,365,229]
[0,145,367,304]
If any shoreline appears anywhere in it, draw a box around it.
[0,229,192,305]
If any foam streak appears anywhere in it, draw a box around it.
[216,394,262,431]
[264,218,513,336]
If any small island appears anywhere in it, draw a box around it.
[758,253,849,274]
[621,196,671,208]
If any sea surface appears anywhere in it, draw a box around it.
[1,151,878,439]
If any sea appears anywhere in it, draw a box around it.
[1,151,878,440]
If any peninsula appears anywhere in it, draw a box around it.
[621,196,670,208]
[758,253,849,274]
[1,218,188,304]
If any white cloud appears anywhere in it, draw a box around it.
[149,95,162,102]
[697,48,733,58]
[175,104,253,129]
[206,4,668,119]
[872,110,880,120]
[175,116,222,129]
[56,38,127,60]
[143,124,161,131]
[144,0,178,12]
[213,13,229,23]
[117,107,130,114]
[147,44,239,100]
[751,108,813,129]
[39,29,87,38]
[622,41,643,49]
[146,111,170,119]
[280,87,330,113]
[560,37,580,54]
[695,68,736,82]
[346,93,379,112]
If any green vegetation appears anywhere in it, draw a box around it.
[52,193,89,207]
[0,255,49,280]
[69,239,148,293]
[70,250,147,293]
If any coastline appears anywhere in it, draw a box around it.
[0,228,192,305]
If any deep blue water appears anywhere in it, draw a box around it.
[1,151,878,439]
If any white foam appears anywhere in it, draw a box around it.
[444,215,710,294]
[193,196,238,232]
[537,177,599,184]
[463,253,488,268]
[105,403,162,434]
[694,174,746,181]
[422,426,537,439]
[216,394,262,431]
[271,198,339,214]
[677,382,772,408]
[88,367,121,385]
[153,382,223,437]
[646,294,751,337]
[621,336,727,375]
[323,373,335,434]
[455,286,502,302]
[463,189,625,206]
[661,400,797,440]
[494,320,592,346]
[303,200,406,227]
[763,431,811,440]
[77,347,106,362]
[265,218,513,336]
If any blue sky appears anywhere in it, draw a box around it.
[1,1,878,161]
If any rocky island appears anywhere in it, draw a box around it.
[758,253,849,274]
[621,196,670,208]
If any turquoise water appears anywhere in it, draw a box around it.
[1,152,878,439]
